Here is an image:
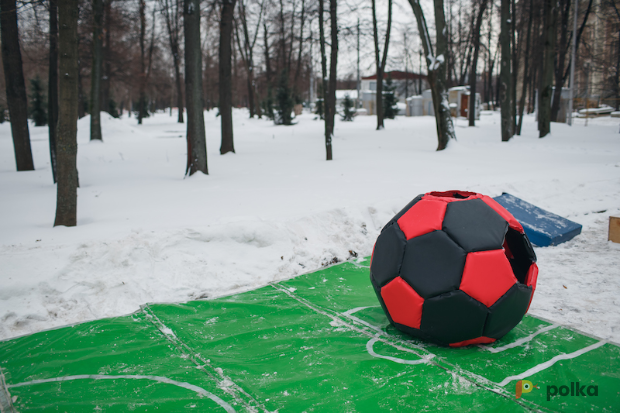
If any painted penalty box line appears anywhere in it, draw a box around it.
[496,340,608,387]
[270,283,546,412]
[480,324,560,353]
[5,374,235,413]
[140,305,271,413]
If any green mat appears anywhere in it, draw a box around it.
[1,258,618,412]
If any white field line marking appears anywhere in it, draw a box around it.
[342,306,378,317]
[7,374,235,413]
[366,335,434,365]
[141,306,270,413]
[480,324,560,353]
[497,341,607,387]
[0,370,15,413]
[341,306,389,335]
[270,284,432,361]
[270,284,544,407]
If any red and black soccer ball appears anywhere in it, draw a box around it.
[370,190,539,347]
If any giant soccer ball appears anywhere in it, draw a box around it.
[370,191,539,347]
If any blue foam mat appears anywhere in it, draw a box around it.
[493,193,582,247]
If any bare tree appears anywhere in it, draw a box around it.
[55,0,79,227]
[408,0,456,151]
[90,0,104,140]
[138,0,156,124]
[49,0,59,181]
[371,0,392,130]
[500,0,513,141]
[184,0,207,174]
[469,0,488,127]
[538,0,558,137]
[220,0,237,154]
[319,0,336,160]
[1,0,35,171]
[234,0,263,118]
[517,0,534,135]
[550,0,571,122]
[161,0,184,123]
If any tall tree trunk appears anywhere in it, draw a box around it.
[220,0,236,154]
[371,0,392,130]
[138,0,147,124]
[235,0,263,119]
[49,0,59,182]
[184,0,207,175]
[293,0,305,90]
[319,0,335,160]
[55,0,79,227]
[511,0,517,131]
[500,0,513,141]
[263,23,272,87]
[517,0,534,135]
[162,0,184,123]
[173,50,184,122]
[539,0,558,137]
[325,0,337,160]
[469,0,488,127]
[90,0,103,140]
[101,0,112,114]
[550,0,571,122]
[408,0,456,151]
[0,0,34,171]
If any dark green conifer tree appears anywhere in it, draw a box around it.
[341,94,355,121]
[275,70,294,125]
[383,75,399,119]
[29,76,48,126]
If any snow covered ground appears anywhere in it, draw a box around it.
[1,109,619,343]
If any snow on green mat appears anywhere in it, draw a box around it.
[1,259,619,412]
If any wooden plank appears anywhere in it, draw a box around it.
[609,216,620,244]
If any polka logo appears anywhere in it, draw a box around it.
[515,379,538,399]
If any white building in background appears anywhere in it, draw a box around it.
[357,71,429,116]
[405,86,481,119]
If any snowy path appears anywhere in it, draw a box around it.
[1,110,619,342]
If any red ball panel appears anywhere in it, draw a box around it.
[381,277,424,329]
[480,195,524,233]
[460,250,517,307]
[449,336,496,348]
[397,199,447,240]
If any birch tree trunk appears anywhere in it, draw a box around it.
[408,0,456,151]
[54,0,79,227]
[0,0,34,170]
[184,0,207,174]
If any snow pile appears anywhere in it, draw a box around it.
[1,109,619,342]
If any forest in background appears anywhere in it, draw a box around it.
[1,0,620,226]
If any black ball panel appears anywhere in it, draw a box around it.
[484,283,532,339]
[442,199,509,252]
[399,231,466,299]
[370,223,407,287]
[421,290,489,345]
